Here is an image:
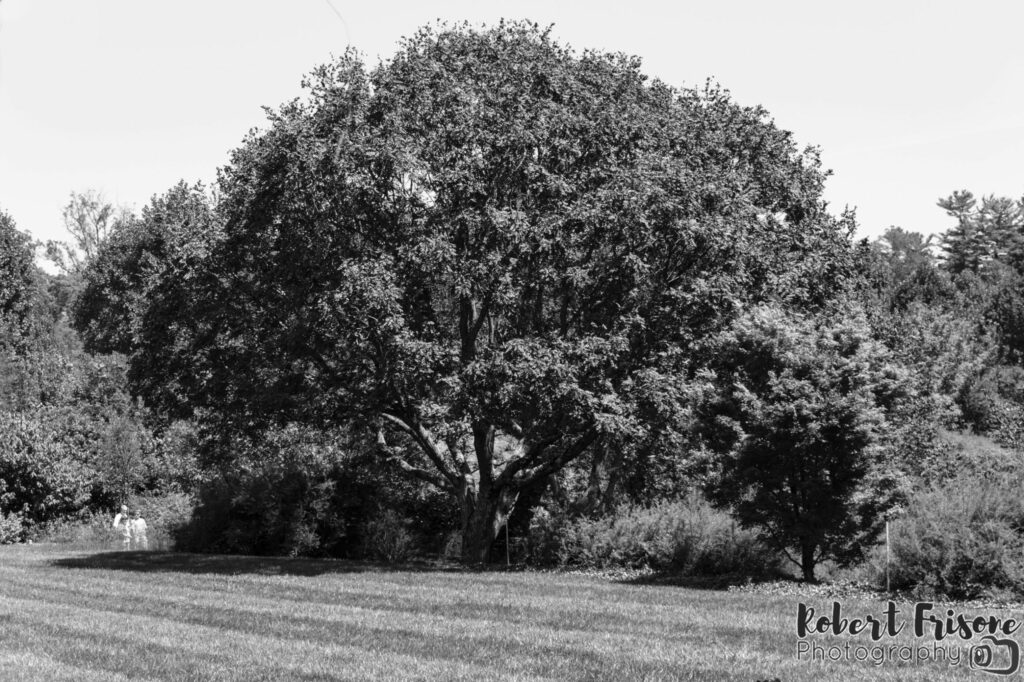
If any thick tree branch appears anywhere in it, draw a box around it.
[376,429,453,493]
[495,434,557,488]
[443,434,473,476]
[516,428,600,488]
[380,410,459,486]
[495,428,597,489]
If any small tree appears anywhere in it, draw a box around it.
[97,416,146,504]
[699,305,905,581]
[46,190,124,274]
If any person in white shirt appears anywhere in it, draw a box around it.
[112,505,131,550]
[129,510,148,550]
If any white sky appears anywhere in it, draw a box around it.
[2,0,1023,245]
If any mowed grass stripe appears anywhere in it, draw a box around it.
[2,578,703,680]
[4,565,714,643]
[11,617,223,681]
[2,580,888,682]
[0,650,137,682]
[5,557,738,636]
[3,596,515,681]
[4,564,751,648]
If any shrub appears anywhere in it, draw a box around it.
[0,509,24,544]
[31,510,120,547]
[175,466,336,557]
[442,531,463,561]
[27,492,194,550]
[176,425,458,558]
[887,473,1024,599]
[126,491,194,550]
[957,365,1024,451]
[361,510,414,563]
[527,496,781,577]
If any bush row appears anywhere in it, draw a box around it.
[172,427,457,559]
[526,497,782,578]
[15,424,1024,602]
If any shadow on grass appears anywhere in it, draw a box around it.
[51,551,803,591]
[51,551,469,577]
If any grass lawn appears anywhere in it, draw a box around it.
[0,543,1010,680]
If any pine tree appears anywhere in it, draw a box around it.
[938,191,1024,275]
[938,190,987,274]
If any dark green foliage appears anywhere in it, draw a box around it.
[176,425,457,558]
[698,305,906,581]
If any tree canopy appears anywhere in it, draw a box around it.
[75,21,858,562]
[74,182,218,360]
[0,208,35,351]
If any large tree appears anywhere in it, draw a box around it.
[95,22,855,562]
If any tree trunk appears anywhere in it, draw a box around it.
[460,485,518,565]
[801,542,817,583]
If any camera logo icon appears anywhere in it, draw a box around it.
[970,635,1020,676]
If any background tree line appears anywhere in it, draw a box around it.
[3,21,1024,596]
